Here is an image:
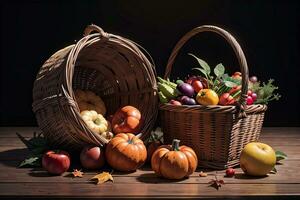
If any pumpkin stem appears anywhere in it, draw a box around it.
[94,118,101,125]
[172,139,180,151]
[128,138,134,144]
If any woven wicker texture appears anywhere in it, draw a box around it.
[32,25,158,151]
[160,25,267,169]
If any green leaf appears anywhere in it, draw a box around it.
[189,53,211,74]
[221,73,229,80]
[16,132,49,152]
[222,76,241,85]
[192,68,209,79]
[19,156,41,168]
[16,132,34,150]
[253,79,280,104]
[270,167,277,174]
[276,150,287,162]
[16,132,50,168]
[214,63,225,77]
[176,79,184,85]
[249,81,261,92]
[224,81,238,88]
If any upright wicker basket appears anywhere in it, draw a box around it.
[32,25,158,151]
[159,25,267,169]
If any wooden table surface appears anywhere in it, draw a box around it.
[0,127,299,199]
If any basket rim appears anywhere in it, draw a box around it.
[159,103,267,114]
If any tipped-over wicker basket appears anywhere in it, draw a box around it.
[159,25,267,169]
[32,24,158,151]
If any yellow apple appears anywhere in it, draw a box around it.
[240,142,276,176]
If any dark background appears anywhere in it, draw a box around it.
[0,0,299,127]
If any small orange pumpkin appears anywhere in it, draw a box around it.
[151,139,198,179]
[112,106,141,134]
[105,133,146,171]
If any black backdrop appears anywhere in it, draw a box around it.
[0,0,299,127]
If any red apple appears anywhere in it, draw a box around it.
[112,106,141,134]
[80,146,105,169]
[42,150,71,175]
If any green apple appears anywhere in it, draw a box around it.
[240,142,276,176]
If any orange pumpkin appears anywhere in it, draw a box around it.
[151,139,198,179]
[105,133,146,171]
[112,106,141,134]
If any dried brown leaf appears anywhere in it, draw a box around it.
[90,172,114,184]
[72,169,84,178]
[209,175,225,190]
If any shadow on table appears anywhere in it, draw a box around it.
[195,168,217,173]
[136,172,188,183]
[113,170,141,175]
[138,164,152,171]
[0,148,29,167]
[234,173,268,179]
[28,168,55,177]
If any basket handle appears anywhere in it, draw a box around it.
[164,25,249,118]
[83,24,109,38]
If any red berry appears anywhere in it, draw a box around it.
[226,168,235,177]
[250,76,258,83]
[247,90,253,96]
[246,96,254,105]
[251,92,257,101]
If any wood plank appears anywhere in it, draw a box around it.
[0,182,299,198]
[0,127,40,137]
[0,160,298,184]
